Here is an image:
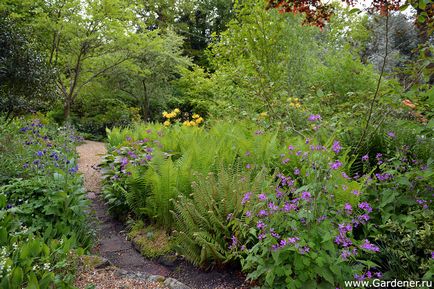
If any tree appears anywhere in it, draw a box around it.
[0,16,55,120]
[103,30,191,121]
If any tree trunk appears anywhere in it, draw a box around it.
[64,98,71,120]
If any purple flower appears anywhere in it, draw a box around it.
[330,160,342,170]
[245,211,252,218]
[246,163,251,169]
[69,165,78,173]
[375,172,392,181]
[242,192,252,204]
[288,145,294,151]
[342,172,350,179]
[283,202,297,212]
[229,235,237,249]
[360,239,380,252]
[226,213,233,220]
[275,187,283,198]
[358,202,372,213]
[431,252,434,259]
[258,193,267,201]
[387,132,395,138]
[301,191,311,201]
[256,220,266,230]
[126,136,132,141]
[36,150,44,157]
[255,130,264,135]
[120,157,129,167]
[317,215,327,222]
[258,210,268,217]
[294,168,300,175]
[344,203,353,214]
[145,154,152,161]
[308,114,321,122]
[145,147,154,153]
[299,246,310,254]
[332,141,342,154]
[352,190,361,196]
[268,202,279,211]
[287,237,299,244]
[128,151,137,159]
[245,151,251,156]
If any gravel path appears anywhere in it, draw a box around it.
[76,140,249,289]
[76,141,168,289]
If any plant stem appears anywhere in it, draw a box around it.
[355,11,390,153]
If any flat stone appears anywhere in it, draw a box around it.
[148,275,166,282]
[99,237,129,252]
[164,277,191,289]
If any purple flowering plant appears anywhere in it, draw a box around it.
[228,137,381,288]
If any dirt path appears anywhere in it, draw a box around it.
[76,140,248,289]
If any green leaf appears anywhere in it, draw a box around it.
[418,15,426,23]
[265,270,275,286]
[319,267,334,284]
[399,4,410,11]
[0,227,8,245]
[10,267,23,289]
[419,0,426,10]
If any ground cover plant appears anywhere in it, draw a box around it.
[0,117,92,288]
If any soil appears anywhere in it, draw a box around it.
[76,140,250,289]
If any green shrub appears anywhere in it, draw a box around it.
[172,165,272,268]
[0,117,92,288]
[231,136,377,289]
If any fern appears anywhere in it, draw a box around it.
[172,165,271,269]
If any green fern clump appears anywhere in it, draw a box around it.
[171,165,271,269]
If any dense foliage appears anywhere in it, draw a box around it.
[1,0,433,288]
[0,117,92,288]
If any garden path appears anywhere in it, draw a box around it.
[76,140,248,289]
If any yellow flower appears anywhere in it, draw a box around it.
[174,108,180,114]
[162,111,168,117]
[166,112,176,119]
[289,102,295,107]
[195,117,204,124]
[192,113,200,119]
[183,120,190,127]
[163,120,170,126]
[259,112,268,118]
[189,120,197,126]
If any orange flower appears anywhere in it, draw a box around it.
[402,99,416,109]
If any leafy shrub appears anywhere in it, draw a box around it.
[0,117,92,288]
[361,150,434,281]
[172,165,272,268]
[230,135,382,289]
